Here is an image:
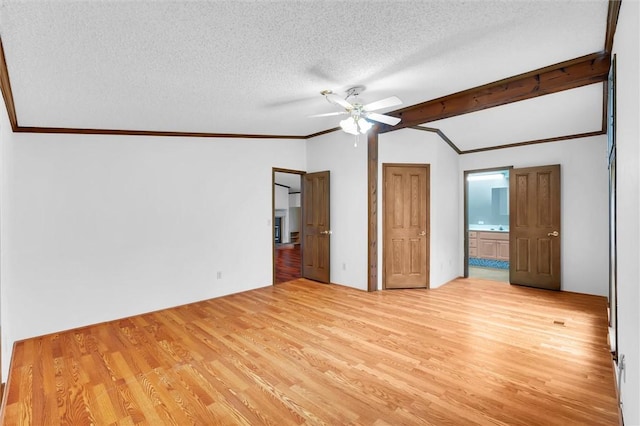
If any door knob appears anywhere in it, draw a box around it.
[320,230,332,235]
[547,231,559,237]
[418,231,426,236]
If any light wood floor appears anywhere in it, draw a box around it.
[469,266,509,282]
[0,278,620,425]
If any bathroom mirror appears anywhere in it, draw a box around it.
[467,170,509,230]
[492,187,509,218]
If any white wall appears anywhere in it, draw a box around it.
[0,110,306,379]
[275,184,289,209]
[613,1,640,422]
[289,193,300,208]
[459,136,609,296]
[275,184,290,243]
[379,129,460,289]
[289,193,301,234]
[306,132,368,290]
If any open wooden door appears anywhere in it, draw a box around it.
[383,164,430,289]
[510,165,561,290]
[302,171,330,283]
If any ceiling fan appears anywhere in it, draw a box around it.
[310,86,402,137]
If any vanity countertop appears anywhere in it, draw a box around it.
[469,225,509,232]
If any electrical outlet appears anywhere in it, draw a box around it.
[217,271,222,279]
[342,262,347,271]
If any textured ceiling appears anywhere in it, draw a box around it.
[0,0,609,147]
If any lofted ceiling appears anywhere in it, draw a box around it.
[0,1,611,151]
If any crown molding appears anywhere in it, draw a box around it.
[0,39,18,131]
[409,126,462,154]
[605,0,622,54]
[14,125,305,140]
[459,130,605,155]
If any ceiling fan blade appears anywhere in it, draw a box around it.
[366,112,401,126]
[308,111,347,118]
[363,96,402,112]
[326,93,353,110]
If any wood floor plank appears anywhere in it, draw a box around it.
[275,243,302,283]
[0,278,620,425]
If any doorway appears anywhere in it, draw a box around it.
[273,169,303,284]
[464,165,562,290]
[607,55,618,360]
[302,171,331,283]
[272,168,332,284]
[509,164,561,290]
[382,163,430,289]
[465,168,511,283]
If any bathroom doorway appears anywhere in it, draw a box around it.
[464,168,511,282]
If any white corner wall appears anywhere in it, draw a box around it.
[0,110,306,380]
[378,129,461,289]
[613,1,640,423]
[459,136,609,296]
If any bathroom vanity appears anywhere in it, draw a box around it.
[469,230,509,261]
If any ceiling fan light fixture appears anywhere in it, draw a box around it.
[357,117,372,133]
[340,117,359,135]
[312,87,402,141]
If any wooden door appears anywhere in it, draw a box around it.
[302,171,330,283]
[509,165,561,290]
[383,164,430,289]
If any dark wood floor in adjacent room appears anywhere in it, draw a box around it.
[275,243,301,283]
[0,278,620,425]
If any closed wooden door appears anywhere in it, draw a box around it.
[302,171,330,283]
[383,164,430,289]
[509,165,561,290]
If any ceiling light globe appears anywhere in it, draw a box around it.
[358,118,372,133]
[340,118,359,135]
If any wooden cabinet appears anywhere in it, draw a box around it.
[468,231,478,257]
[497,241,509,261]
[478,237,498,258]
[469,231,509,260]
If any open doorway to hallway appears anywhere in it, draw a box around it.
[273,170,303,283]
[465,168,510,283]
